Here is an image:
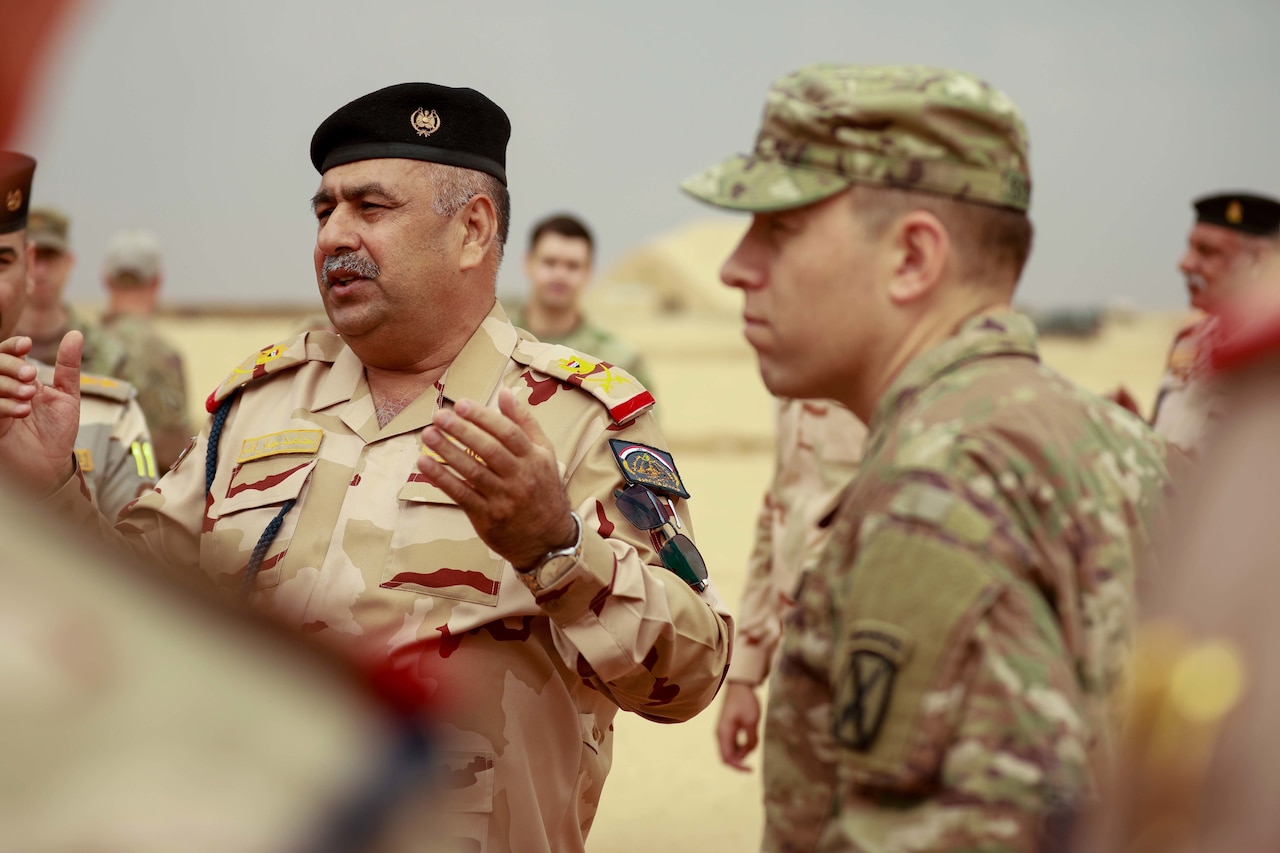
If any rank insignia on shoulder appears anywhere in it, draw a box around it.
[608,439,689,499]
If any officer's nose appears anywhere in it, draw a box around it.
[721,220,767,292]
[316,207,359,257]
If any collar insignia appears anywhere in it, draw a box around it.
[411,107,441,138]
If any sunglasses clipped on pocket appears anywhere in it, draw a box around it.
[613,484,709,591]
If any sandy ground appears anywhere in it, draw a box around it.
[135,306,1190,851]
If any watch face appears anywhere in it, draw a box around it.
[535,553,578,589]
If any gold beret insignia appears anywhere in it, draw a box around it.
[411,107,441,138]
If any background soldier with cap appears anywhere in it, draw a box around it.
[1148,191,1280,453]
[0,85,730,853]
[683,64,1172,851]
[0,152,155,520]
[98,227,191,470]
[716,397,865,771]
[14,206,124,372]
[513,212,655,390]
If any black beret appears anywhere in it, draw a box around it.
[1193,192,1280,237]
[0,151,36,235]
[310,83,510,185]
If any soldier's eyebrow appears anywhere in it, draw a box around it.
[311,182,399,212]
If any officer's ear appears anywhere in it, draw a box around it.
[884,210,948,305]
[459,194,498,272]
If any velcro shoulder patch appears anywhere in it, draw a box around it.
[78,371,135,403]
[205,331,341,413]
[609,438,690,498]
[513,339,655,425]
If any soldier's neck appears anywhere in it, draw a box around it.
[14,303,69,344]
[524,301,581,339]
[365,365,446,428]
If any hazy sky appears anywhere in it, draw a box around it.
[15,0,1280,310]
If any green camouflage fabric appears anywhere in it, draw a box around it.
[98,313,191,469]
[762,312,1171,852]
[34,361,156,522]
[512,305,656,391]
[47,302,732,853]
[27,304,127,376]
[1150,313,1223,455]
[730,398,865,685]
[681,63,1031,213]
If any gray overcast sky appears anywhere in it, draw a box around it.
[15,0,1280,310]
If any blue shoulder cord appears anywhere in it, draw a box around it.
[204,388,297,600]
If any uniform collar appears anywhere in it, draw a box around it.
[868,311,1041,436]
[440,301,520,405]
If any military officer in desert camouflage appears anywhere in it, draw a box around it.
[0,152,155,521]
[0,86,731,853]
[684,64,1173,851]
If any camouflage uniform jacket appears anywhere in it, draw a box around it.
[762,312,1170,853]
[512,306,655,392]
[1150,313,1222,455]
[27,304,126,372]
[34,361,156,522]
[729,398,864,685]
[48,302,732,853]
[96,312,191,470]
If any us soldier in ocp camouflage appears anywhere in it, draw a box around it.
[0,85,731,853]
[683,63,1174,852]
[0,152,155,521]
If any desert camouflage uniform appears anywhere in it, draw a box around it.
[33,361,155,522]
[763,313,1170,852]
[1150,313,1222,454]
[46,302,731,853]
[512,306,655,392]
[98,313,191,468]
[729,398,865,686]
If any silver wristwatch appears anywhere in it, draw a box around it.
[518,511,583,593]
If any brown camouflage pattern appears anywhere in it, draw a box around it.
[682,63,1031,214]
[98,312,191,468]
[730,398,865,686]
[46,302,732,853]
[1150,313,1223,455]
[763,313,1171,852]
[512,305,656,393]
[34,360,155,522]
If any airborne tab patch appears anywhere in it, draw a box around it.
[834,621,914,751]
[237,429,323,463]
[608,439,689,499]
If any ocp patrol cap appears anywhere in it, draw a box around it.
[682,64,1031,213]
[1193,192,1280,237]
[0,151,36,235]
[310,82,511,186]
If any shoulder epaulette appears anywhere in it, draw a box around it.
[79,371,135,403]
[205,331,342,413]
[513,339,655,425]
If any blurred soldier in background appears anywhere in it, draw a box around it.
[14,207,123,369]
[684,63,1172,851]
[514,212,655,390]
[0,152,155,519]
[716,398,865,771]
[1081,252,1280,852]
[1148,191,1280,453]
[98,227,191,469]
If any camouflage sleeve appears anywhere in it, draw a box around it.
[524,412,733,724]
[726,458,780,686]
[818,476,1091,851]
[88,395,158,523]
[118,342,192,471]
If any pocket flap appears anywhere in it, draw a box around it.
[398,476,457,506]
[437,750,495,814]
[218,457,317,517]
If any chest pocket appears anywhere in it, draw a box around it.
[381,480,507,607]
[202,456,317,589]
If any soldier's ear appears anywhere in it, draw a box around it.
[885,211,947,305]
[459,194,498,272]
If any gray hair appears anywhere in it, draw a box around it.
[419,161,510,265]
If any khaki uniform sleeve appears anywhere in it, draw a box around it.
[523,411,733,724]
[80,394,158,523]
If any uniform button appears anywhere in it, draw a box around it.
[592,725,601,741]
[544,598,563,613]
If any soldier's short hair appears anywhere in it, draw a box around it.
[528,214,594,258]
